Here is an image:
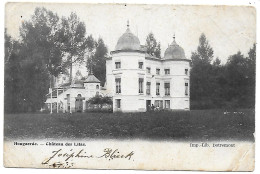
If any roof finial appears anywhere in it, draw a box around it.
[127,20,129,28]
[170,33,177,46]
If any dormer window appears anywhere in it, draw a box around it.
[165,69,170,75]
[115,61,121,69]
[139,62,143,69]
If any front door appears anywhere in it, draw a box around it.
[75,94,84,112]
[146,100,151,111]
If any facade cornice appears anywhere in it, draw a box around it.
[145,56,191,62]
[111,50,146,54]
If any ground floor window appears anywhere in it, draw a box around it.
[66,94,70,111]
[154,100,163,109]
[165,100,170,109]
[66,94,70,103]
[116,99,121,109]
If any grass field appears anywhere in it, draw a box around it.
[4,109,255,141]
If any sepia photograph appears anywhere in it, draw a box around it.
[3,1,256,171]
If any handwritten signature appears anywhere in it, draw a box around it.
[42,148,134,168]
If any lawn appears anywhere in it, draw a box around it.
[4,109,255,141]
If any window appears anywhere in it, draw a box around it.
[139,62,143,69]
[139,78,144,94]
[66,94,70,111]
[165,100,170,109]
[115,78,121,94]
[146,67,151,74]
[185,68,188,75]
[185,82,189,96]
[115,61,121,69]
[154,100,159,107]
[156,82,160,95]
[96,85,99,89]
[154,100,163,109]
[146,82,151,95]
[76,94,82,101]
[156,68,160,75]
[164,83,170,96]
[66,94,70,103]
[165,69,170,75]
[116,99,121,109]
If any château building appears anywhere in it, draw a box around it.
[106,22,191,112]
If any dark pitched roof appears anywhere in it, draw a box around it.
[84,74,100,83]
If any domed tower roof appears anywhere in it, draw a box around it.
[115,21,141,51]
[164,34,186,60]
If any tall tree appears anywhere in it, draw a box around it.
[213,57,221,66]
[85,35,97,72]
[211,58,226,108]
[5,28,13,63]
[246,43,256,108]
[247,43,256,83]
[191,33,214,67]
[145,33,161,58]
[5,7,65,112]
[20,7,63,77]
[4,31,24,113]
[190,33,215,109]
[222,45,255,109]
[87,38,108,86]
[59,12,87,82]
[225,52,249,108]
[15,7,64,112]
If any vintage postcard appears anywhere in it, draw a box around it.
[4,2,256,171]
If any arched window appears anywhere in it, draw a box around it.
[96,85,99,89]
[77,94,82,97]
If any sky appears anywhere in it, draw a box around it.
[5,3,256,67]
